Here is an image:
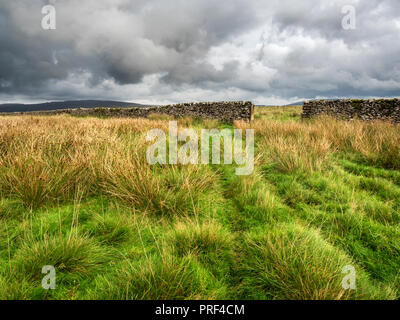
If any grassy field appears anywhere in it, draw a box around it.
[0,106,399,300]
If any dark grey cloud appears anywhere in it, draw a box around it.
[0,0,399,104]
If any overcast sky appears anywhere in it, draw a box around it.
[1,0,400,105]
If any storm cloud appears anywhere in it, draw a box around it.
[0,0,400,105]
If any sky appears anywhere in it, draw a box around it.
[0,0,400,105]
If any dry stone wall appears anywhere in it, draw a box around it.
[3,101,254,123]
[302,99,400,123]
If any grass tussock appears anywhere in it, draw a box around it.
[169,219,233,260]
[101,159,217,216]
[239,223,395,300]
[88,249,224,300]
[11,232,111,281]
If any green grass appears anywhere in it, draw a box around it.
[0,108,399,300]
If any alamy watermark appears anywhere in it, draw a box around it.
[341,265,356,290]
[41,4,56,30]
[146,121,254,175]
[341,5,356,30]
[41,265,56,290]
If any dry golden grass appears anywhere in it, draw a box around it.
[0,115,218,211]
[2,114,399,208]
[0,116,167,208]
[236,115,400,173]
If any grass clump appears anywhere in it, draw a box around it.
[11,232,111,282]
[101,162,217,216]
[87,251,225,300]
[84,213,133,245]
[169,219,234,271]
[238,223,395,300]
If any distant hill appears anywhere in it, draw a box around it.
[287,101,304,106]
[256,101,304,107]
[0,100,150,113]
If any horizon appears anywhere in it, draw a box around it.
[1,96,400,108]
